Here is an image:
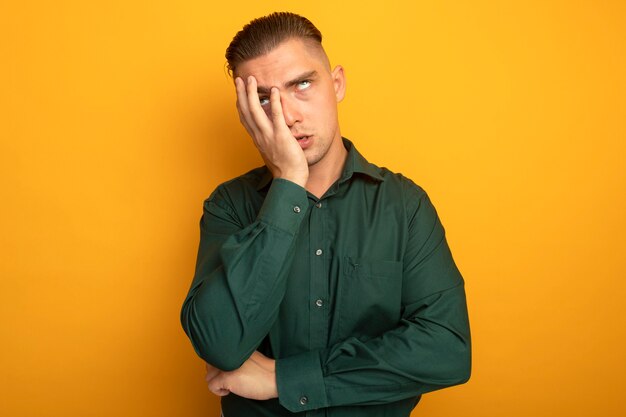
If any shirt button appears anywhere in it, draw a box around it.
[315,249,323,256]
[299,396,308,405]
[315,202,322,208]
[293,206,301,213]
[315,299,323,307]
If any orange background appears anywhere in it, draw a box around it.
[1,1,625,416]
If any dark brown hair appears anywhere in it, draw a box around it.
[225,12,323,76]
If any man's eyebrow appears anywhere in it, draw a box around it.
[256,70,318,95]
[284,70,318,89]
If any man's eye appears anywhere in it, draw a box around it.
[297,80,312,90]
[259,97,270,106]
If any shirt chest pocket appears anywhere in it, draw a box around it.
[335,257,403,340]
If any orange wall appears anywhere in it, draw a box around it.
[1,1,625,416]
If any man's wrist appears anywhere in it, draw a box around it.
[276,351,327,412]
[263,358,278,398]
[257,178,309,235]
[276,173,308,189]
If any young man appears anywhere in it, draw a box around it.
[181,12,471,417]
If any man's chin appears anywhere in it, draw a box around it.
[305,152,325,167]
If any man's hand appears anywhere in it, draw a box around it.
[235,76,309,188]
[206,351,278,401]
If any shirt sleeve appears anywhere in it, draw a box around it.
[180,178,309,371]
[275,186,471,412]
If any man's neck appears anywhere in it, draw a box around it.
[305,137,348,199]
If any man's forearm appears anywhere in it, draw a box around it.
[274,283,471,412]
[206,351,278,400]
[181,180,309,370]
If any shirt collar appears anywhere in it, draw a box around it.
[339,137,385,183]
[255,137,384,191]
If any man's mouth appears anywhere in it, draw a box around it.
[294,135,313,149]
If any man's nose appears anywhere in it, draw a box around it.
[280,94,302,127]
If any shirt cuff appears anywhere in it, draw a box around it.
[257,178,309,235]
[276,350,328,412]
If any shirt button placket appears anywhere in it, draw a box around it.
[309,197,327,353]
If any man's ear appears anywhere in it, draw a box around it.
[331,65,346,103]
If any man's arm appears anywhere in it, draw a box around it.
[180,178,308,370]
[272,187,471,412]
[180,76,309,371]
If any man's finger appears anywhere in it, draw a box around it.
[245,76,273,134]
[207,374,231,397]
[269,87,287,129]
[235,77,260,138]
[236,98,260,147]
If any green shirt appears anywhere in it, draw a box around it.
[181,138,471,416]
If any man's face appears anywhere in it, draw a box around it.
[235,38,346,167]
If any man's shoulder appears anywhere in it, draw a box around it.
[206,166,269,203]
[344,137,425,196]
[365,162,439,226]
[365,160,428,200]
[219,165,269,190]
